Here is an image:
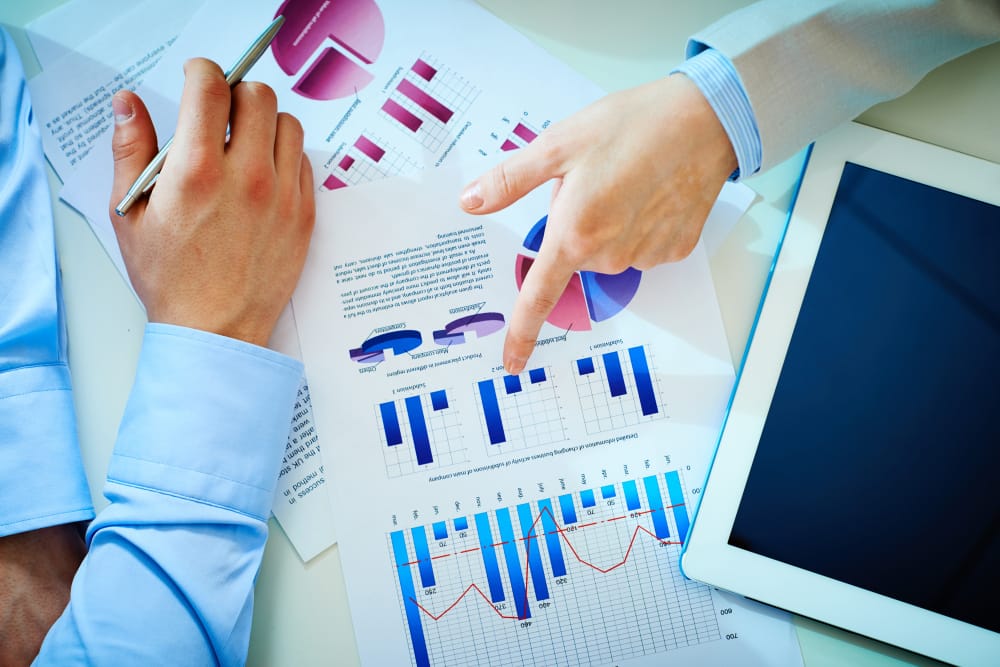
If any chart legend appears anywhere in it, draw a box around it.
[378,389,466,477]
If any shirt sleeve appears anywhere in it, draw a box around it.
[35,323,303,666]
[0,29,94,537]
[672,48,763,180]
[687,0,1000,171]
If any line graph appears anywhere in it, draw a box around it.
[388,470,715,667]
[408,508,683,622]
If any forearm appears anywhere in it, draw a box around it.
[692,0,1000,170]
[36,324,302,666]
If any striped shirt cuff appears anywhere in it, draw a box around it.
[673,48,762,180]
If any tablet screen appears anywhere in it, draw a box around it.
[728,162,1000,633]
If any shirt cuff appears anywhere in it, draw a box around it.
[672,46,762,180]
[0,364,94,536]
[107,323,304,522]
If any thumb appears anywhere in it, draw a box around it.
[108,90,158,226]
[460,137,562,214]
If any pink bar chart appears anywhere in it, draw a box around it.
[324,132,419,190]
[380,54,480,152]
[501,120,541,152]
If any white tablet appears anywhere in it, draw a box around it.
[682,122,1000,666]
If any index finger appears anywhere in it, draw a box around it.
[504,239,578,374]
[170,58,231,160]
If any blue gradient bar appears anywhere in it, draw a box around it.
[391,531,431,667]
[405,396,433,465]
[474,512,505,603]
[601,484,616,499]
[379,401,403,446]
[628,346,658,416]
[529,368,546,383]
[580,489,596,508]
[643,475,671,540]
[537,499,566,577]
[576,357,595,375]
[602,351,627,397]
[453,516,468,532]
[665,471,691,544]
[517,503,550,601]
[558,494,577,524]
[623,480,641,510]
[503,374,522,394]
[478,379,506,444]
[432,521,447,541]
[430,389,448,411]
[496,508,530,619]
[410,525,435,587]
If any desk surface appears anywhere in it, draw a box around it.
[3,2,998,665]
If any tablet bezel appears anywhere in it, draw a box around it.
[681,121,1000,666]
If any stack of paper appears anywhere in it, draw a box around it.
[27,1,803,665]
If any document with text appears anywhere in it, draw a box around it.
[57,0,610,562]
[291,165,800,667]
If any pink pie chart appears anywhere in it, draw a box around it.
[514,217,642,332]
[272,0,385,100]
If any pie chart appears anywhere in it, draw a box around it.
[272,0,385,100]
[349,329,422,364]
[514,217,641,332]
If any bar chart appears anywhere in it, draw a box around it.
[378,389,466,477]
[380,54,480,152]
[574,345,666,434]
[322,132,419,191]
[500,119,539,152]
[388,470,714,667]
[475,367,567,454]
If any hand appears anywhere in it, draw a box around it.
[108,59,315,347]
[0,524,86,664]
[460,74,736,374]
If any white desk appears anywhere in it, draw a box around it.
[3,2,998,664]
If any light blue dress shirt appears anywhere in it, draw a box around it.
[674,47,764,180]
[2,29,303,665]
[0,29,93,537]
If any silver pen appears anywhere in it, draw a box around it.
[114,15,286,217]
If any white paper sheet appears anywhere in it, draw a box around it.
[26,0,203,182]
[26,0,139,68]
[58,0,612,563]
[290,163,800,666]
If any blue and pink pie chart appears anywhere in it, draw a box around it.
[514,217,642,331]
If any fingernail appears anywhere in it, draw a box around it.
[112,94,133,124]
[460,181,483,210]
[504,355,526,375]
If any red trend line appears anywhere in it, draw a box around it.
[408,504,683,623]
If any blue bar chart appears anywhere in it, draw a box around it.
[387,470,713,667]
[377,389,466,477]
[474,367,567,454]
[574,345,665,434]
